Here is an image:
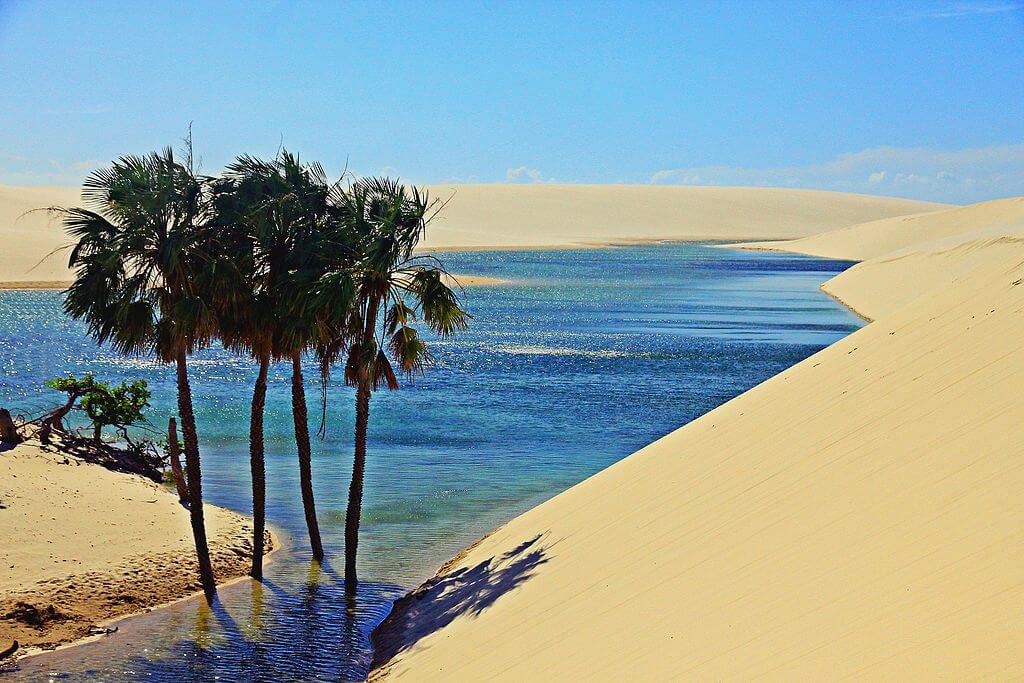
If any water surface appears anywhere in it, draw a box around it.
[0,243,860,681]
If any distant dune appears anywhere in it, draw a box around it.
[0,183,944,285]
[420,184,945,249]
[734,196,1024,262]
[742,197,1024,320]
[0,185,81,285]
[371,196,1024,680]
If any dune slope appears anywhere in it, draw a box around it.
[371,203,1024,679]
[0,183,943,285]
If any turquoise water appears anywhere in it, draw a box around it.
[1,243,860,681]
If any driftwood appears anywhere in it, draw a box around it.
[87,626,118,636]
[44,392,79,432]
[0,640,18,660]
[167,418,189,504]
[0,409,22,445]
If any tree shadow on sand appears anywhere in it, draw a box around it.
[371,532,553,669]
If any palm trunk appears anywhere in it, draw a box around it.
[175,348,217,601]
[249,352,270,580]
[167,417,189,504]
[291,351,323,560]
[344,381,371,589]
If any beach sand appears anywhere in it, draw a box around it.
[810,198,1024,320]
[0,183,943,286]
[370,196,1024,680]
[0,436,273,653]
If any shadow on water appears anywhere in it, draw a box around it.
[13,566,404,682]
[110,568,407,683]
[371,533,553,670]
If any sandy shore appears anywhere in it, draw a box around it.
[0,183,943,286]
[370,196,1024,680]
[0,436,274,654]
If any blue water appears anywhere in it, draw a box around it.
[1,243,860,681]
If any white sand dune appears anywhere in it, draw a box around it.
[0,185,81,284]
[761,197,1024,320]
[735,196,1024,262]
[371,198,1024,680]
[825,232,1024,320]
[420,184,945,249]
[0,183,943,286]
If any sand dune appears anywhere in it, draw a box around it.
[420,184,945,248]
[0,183,943,285]
[824,233,1024,320]
[745,197,1024,320]
[371,198,1024,680]
[735,196,1024,261]
[0,436,272,651]
[0,185,81,284]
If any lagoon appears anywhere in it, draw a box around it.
[2,242,859,681]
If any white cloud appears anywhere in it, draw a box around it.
[649,144,1024,203]
[894,1,1023,19]
[506,166,552,183]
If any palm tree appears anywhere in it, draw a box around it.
[57,146,220,600]
[211,152,334,575]
[317,177,469,589]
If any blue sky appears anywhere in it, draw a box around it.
[1,0,1022,203]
